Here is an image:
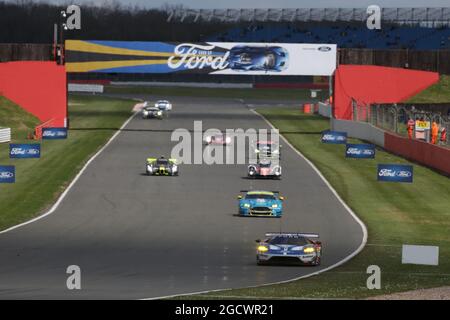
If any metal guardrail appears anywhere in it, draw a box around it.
[0,128,11,143]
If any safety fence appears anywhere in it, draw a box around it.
[351,99,449,146]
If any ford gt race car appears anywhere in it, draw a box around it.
[146,156,178,176]
[256,233,322,266]
[155,100,172,111]
[204,133,232,145]
[142,106,163,119]
[228,46,289,72]
[248,159,281,179]
[237,190,284,217]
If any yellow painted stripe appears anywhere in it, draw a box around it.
[65,40,220,58]
[65,59,168,72]
[65,40,174,57]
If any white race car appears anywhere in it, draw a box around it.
[155,100,172,111]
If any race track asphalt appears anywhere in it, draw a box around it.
[0,96,365,299]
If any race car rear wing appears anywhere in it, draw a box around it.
[265,233,319,238]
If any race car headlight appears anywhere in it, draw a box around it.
[157,111,162,116]
[269,245,281,251]
[243,203,250,208]
[303,247,315,254]
[147,165,153,172]
[205,136,211,143]
[143,111,148,115]
[257,246,268,252]
[291,246,303,251]
[271,204,278,208]
[172,165,178,172]
[255,149,260,153]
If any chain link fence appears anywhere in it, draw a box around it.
[352,99,449,146]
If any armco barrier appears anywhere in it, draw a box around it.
[0,128,11,143]
[331,118,385,147]
[384,132,450,175]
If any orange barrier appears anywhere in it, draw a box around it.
[0,61,66,127]
[303,104,311,113]
[384,132,450,175]
[333,65,439,120]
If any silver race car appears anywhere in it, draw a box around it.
[256,233,322,266]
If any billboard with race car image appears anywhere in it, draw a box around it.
[65,40,337,76]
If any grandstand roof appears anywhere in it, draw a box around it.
[167,7,450,25]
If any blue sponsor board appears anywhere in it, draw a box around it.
[377,164,413,183]
[9,144,41,158]
[321,130,347,144]
[345,144,375,159]
[0,166,15,183]
[42,127,68,140]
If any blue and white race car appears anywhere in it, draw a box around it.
[154,100,172,111]
[256,233,322,266]
[237,190,284,217]
[228,46,289,72]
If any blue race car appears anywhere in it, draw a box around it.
[256,233,322,266]
[237,190,284,217]
[228,46,289,72]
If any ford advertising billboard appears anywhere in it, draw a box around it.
[9,144,41,159]
[42,128,68,140]
[345,144,375,159]
[377,164,413,183]
[65,40,337,76]
[0,166,15,183]
[321,131,347,144]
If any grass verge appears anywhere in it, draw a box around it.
[0,94,134,231]
[186,109,450,299]
[105,85,328,101]
[407,75,450,103]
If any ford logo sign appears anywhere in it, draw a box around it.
[318,46,332,52]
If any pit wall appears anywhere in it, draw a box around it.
[0,61,67,127]
[331,118,450,175]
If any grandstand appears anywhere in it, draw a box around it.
[169,7,450,49]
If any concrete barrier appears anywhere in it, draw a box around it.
[318,102,332,118]
[331,118,385,147]
[0,128,11,143]
[68,83,104,93]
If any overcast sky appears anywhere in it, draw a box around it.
[21,0,450,9]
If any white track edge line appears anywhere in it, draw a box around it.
[0,110,138,235]
[146,109,368,300]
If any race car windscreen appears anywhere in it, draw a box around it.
[268,236,309,246]
[245,194,276,200]
[156,159,169,165]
